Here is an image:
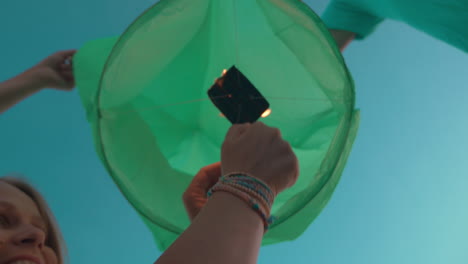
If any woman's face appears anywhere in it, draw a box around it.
[0,182,57,264]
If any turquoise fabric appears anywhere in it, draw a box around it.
[322,0,468,52]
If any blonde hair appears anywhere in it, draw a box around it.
[0,176,67,264]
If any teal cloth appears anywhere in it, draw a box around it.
[322,0,468,52]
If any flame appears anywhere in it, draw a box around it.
[219,109,271,119]
[261,108,272,118]
[222,69,227,75]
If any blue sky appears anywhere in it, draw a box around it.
[1,0,467,263]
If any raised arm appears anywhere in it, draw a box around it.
[158,191,265,264]
[156,122,299,264]
[0,50,76,114]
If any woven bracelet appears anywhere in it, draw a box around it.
[223,173,275,203]
[207,173,276,230]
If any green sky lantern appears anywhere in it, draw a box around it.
[73,0,360,251]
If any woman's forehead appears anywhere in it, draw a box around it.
[0,181,42,217]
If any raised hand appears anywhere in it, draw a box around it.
[221,122,299,197]
[31,50,76,90]
[183,162,222,221]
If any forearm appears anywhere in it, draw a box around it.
[329,29,355,51]
[0,69,45,114]
[156,192,264,264]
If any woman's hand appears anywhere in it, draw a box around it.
[221,122,299,197]
[0,50,76,114]
[328,29,355,51]
[29,50,76,90]
[183,162,222,221]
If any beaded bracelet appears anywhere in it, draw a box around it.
[207,173,276,230]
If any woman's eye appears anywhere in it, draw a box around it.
[0,214,9,226]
